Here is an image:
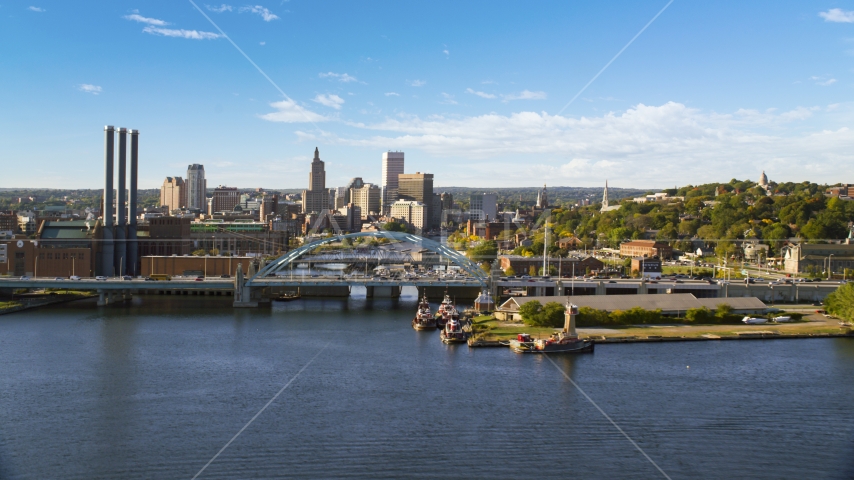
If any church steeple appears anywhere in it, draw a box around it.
[313,147,320,161]
[602,180,610,207]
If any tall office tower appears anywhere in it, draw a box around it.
[381,151,405,210]
[211,186,240,213]
[302,147,330,213]
[398,172,434,229]
[469,193,497,221]
[187,164,207,211]
[160,177,186,212]
[350,183,381,218]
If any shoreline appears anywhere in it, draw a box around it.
[0,293,96,316]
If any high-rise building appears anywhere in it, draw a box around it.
[211,186,240,213]
[469,193,497,221]
[398,172,433,228]
[390,200,426,231]
[302,147,330,213]
[350,183,381,218]
[186,164,206,211]
[160,176,187,212]
[381,151,405,210]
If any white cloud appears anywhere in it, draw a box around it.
[319,72,358,83]
[810,75,837,86]
[501,90,547,101]
[259,41,266,45]
[466,88,496,99]
[819,8,854,23]
[334,102,854,186]
[439,92,457,105]
[409,79,426,87]
[28,6,45,12]
[481,80,498,85]
[142,26,222,40]
[443,49,449,56]
[313,94,345,109]
[259,99,329,122]
[206,4,233,13]
[239,5,279,21]
[123,14,169,26]
[78,84,102,95]
[385,92,400,96]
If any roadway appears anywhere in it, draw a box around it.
[0,277,234,290]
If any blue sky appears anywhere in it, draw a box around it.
[1,1,853,189]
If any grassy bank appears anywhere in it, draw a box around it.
[471,313,850,342]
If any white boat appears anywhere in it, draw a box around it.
[773,316,793,323]
[742,316,768,325]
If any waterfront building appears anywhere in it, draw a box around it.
[210,186,240,213]
[302,147,330,214]
[160,177,187,212]
[186,164,206,212]
[389,200,426,231]
[139,216,193,256]
[381,151,404,211]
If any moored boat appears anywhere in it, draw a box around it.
[509,303,594,354]
[440,313,470,344]
[435,294,455,329]
[412,295,437,330]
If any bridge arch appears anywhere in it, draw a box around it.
[247,231,487,286]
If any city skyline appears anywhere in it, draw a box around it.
[2,1,854,189]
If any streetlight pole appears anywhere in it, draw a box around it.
[828,254,834,280]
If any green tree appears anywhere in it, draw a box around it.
[520,301,565,327]
[467,240,498,262]
[382,221,408,232]
[504,266,516,277]
[825,283,854,322]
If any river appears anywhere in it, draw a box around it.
[1,293,853,479]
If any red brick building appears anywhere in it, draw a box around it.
[619,240,672,259]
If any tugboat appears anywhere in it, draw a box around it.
[435,293,459,329]
[509,303,594,354]
[440,312,470,344]
[412,295,437,330]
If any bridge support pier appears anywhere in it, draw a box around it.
[97,290,107,306]
[366,286,401,298]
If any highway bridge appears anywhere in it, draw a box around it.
[1,230,845,307]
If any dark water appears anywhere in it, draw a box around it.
[1,294,853,479]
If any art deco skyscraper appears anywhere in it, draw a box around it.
[302,147,330,213]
